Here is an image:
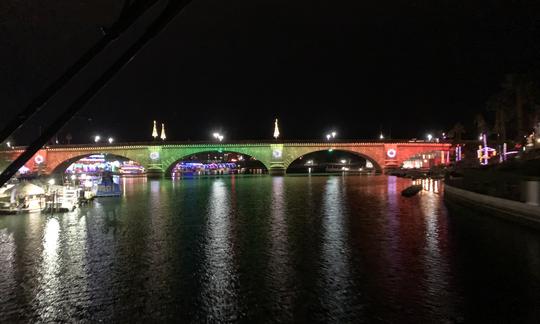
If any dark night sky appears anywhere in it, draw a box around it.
[1,0,540,143]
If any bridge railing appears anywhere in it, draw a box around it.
[0,139,455,151]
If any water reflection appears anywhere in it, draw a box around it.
[412,178,442,194]
[36,217,61,321]
[201,179,238,320]
[1,176,540,322]
[0,228,15,307]
[320,177,353,319]
[419,189,451,313]
[267,176,293,320]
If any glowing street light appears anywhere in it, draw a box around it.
[108,137,114,144]
[213,132,224,142]
[325,130,337,141]
[6,141,11,148]
[340,159,347,164]
[94,135,101,143]
[379,133,384,140]
[427,134,433,142]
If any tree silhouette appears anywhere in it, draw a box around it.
[448,122,466,141]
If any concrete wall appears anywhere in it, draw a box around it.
[445,184,540,228]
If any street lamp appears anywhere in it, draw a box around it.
[213,132,224,142]
[94,135,101,143]
[427,134,433,142]
[379,133,384,140]
[108,137,114,144]
[6,141,11,148]
[326,134,331,140]
[331,131,336,138]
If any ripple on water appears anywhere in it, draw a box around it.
[0,176,540,322]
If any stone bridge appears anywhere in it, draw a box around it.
[0,140,453,176]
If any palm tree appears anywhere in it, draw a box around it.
[487,93,509,142]
[474,114,489,137]
[448,122,465,141]
[499,73,540,140]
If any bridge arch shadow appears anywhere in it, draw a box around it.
[51,153,145,175]
[285,149,383,174]
[164,150,269,176]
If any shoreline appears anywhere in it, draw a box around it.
[444,183,540,228]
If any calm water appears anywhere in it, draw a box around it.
[1,176,540,322]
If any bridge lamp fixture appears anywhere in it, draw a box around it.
[108,137,114,144]
[340,159,347,164]
[379,133,384,140]
[94,135,101,143]
[331,131,336,138]
[6,141,11,148]
[427,134,433,142]
[213,132,224,142]
[326,134,331,140]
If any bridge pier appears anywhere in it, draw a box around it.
[146,168,164,178]
[268,167,286,176]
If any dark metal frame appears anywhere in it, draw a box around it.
[0,0,193,187]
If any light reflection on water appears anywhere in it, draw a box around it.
[413,178,442,194]
[201,179,238,321]
[320,177,354,320]
[267,176,294,321]
[37,217,60,320]
[0,176,540,322]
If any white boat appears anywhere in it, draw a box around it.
[0,182,46,214]
[43,185,80,212]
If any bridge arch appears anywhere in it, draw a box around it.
[282,146,384,173]
[162,149,270,176]
[49,152,146,175]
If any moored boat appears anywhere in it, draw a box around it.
[0,182,46,214]
[401,184,423,197]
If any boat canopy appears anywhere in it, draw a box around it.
[1,183,45,198]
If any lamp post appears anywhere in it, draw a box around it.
[213,132,224,142]
[94,135,100,143]
[326,130,337,141]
